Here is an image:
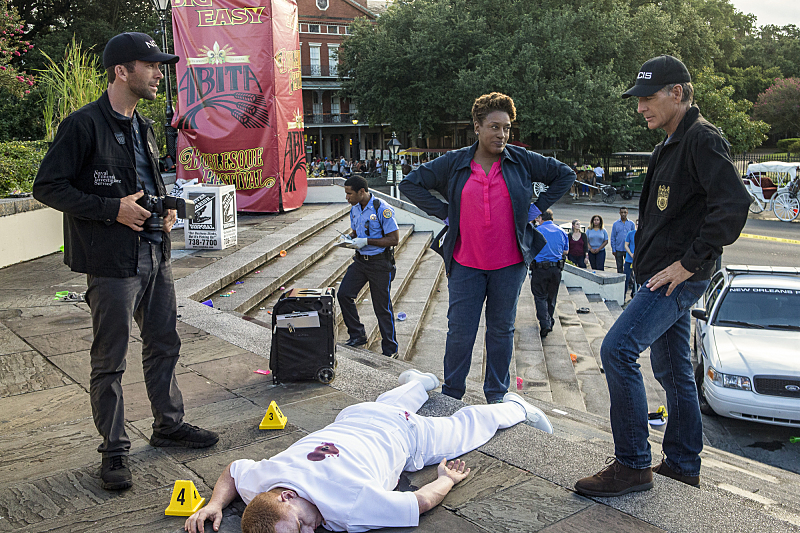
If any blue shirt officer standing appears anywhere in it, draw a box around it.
[529,209,568,338]
[337,176,401,357]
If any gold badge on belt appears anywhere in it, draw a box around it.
[657,185,669,211]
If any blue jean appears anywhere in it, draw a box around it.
[588,248,605,270]
[443,260,528,403]
[623,261,636,296]
[601,278,708,475]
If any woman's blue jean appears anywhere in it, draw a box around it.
[443,260,528,403]
[588,248,605,270]
[600,278,708,476]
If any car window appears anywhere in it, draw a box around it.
[704,277,725,316]
[715,287,800,328]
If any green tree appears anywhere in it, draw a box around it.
[693,67,768,152]
[752,78,800,138]
[733,25,800,80]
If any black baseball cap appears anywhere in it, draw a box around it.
[102,32,179,69]
[622,55,691,98]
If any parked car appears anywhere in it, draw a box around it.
[692,265,800,427]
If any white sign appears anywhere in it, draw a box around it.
[184,183,237,250]
[382,149,390,161]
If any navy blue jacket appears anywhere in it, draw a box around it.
[399,143,574,274]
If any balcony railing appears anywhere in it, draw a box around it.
[302,65,340,77]
[304,113,355,125]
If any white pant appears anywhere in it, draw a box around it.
[374,381,525,471]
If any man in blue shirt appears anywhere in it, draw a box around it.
[624,220,638,298]
[610,207,636,273]
[337,176,401,357]
[529,209,568,338]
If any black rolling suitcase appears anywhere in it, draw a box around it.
[269,288,337,384]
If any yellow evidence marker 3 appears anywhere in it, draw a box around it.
[259,400,288,429]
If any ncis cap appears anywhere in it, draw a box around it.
[622,55,691,98]
[103,32,179,69]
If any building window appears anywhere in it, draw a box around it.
[344,26,352,35]
[327,25,339,34]
[328,45,338,77]
[316,0,329,11]
[309,44,321,76]
[308,24,320,33]
[331,96,341,122]
[312,92,323,119]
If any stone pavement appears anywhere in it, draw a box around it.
[1,204,799,533]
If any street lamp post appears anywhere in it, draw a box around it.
[387,132,402,199]
[151,0,178,168]
[351,118,359,163]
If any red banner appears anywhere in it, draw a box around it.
[171,0,307,212]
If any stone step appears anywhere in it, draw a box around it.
[211,216,352,313]
[405,269,449,379]
[381,245,444,361]
[556,285,608,416]
[512,277,552,403]
[174,203,350,301]
[335,230,431,351]
[536,283,587,412]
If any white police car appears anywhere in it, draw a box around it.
[693,266,800,427]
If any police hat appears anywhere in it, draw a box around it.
[622,55,691,98]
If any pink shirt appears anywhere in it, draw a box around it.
[453,160,524,270]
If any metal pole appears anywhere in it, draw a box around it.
[159,12,178,165]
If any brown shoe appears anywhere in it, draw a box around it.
[575,457,653,497]
[653,459,699,487]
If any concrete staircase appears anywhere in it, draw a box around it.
[166,198,800,532]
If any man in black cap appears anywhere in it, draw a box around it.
[574,55,749,497]
[33,32,218,492]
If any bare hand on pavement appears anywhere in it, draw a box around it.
[184,504,223,533]
[646,260,693,296]
[438,458,470,484]
[116,191,150,232]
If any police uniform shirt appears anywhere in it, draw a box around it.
[350,195,399,256]
[534,221,568,263]
[229,402,420,532]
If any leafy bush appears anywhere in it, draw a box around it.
[777,138,800,152]
[0,140,47,196]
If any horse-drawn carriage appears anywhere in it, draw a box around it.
[742,162,800,222]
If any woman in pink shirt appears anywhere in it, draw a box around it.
[400,93,574,403]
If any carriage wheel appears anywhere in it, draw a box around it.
[532,182,548,197]
[772,192,800,222]
[602,187,616,204]
[621,188,634,200]
[748,195,765,214]
[316,367,335,384]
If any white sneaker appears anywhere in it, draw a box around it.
[398,369,440,392]
[502,392,554,434]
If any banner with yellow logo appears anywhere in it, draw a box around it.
[171,0,306,212]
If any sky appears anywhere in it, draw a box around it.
[731,0,800,27]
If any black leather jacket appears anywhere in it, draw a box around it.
[634,106,749,283]
[33,91,170,278]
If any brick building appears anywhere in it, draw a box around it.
[299,0,386,163]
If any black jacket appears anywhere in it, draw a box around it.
[634,106,749,284]
[399,143,574,274]
[33,91,170,278]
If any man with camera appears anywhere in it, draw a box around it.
[33,32,218,492]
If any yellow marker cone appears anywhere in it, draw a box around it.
[259,400,288,429]
[165,480,205,516]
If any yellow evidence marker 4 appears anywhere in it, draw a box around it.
[165,480,205,516]
[259,400,288,429]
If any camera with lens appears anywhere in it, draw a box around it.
[137,194,196,232]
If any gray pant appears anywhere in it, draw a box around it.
[85,240,184,457]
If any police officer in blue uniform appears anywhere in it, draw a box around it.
[529,208,569,338]
[337,176,401,357]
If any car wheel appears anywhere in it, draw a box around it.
[695,364,715,416]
